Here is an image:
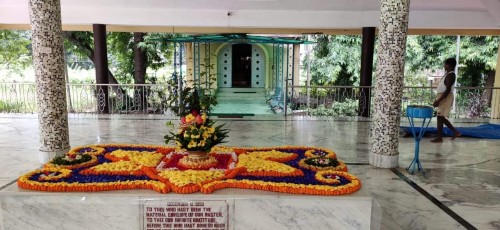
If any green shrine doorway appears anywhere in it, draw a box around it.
[232,44,252,88]
[218,44,265,88]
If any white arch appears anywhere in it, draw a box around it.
[215,43,269,88]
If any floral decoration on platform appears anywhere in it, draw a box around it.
[37,168,72,182]
[304,149,336,158]
[315,170,352,185]
[18,144,361,196]
[45,153,99,170]
[164,88,229,169]
[298,156,348,172]
[164,88,228,152]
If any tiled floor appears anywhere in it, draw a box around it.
[0,114,499,229]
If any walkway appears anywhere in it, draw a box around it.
[210,88,274,117]
[0,114,499,229]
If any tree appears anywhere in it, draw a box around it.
[107,32,174,84]
[0,30,32,79]
[64,31,175,111]
[405,35,499,117]
[405,35,499,87]
[107,32,174,110]
[63,31,121,85]
[308,35,362,86]
[134,33,147,85]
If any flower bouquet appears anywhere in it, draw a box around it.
[164,88,229,169]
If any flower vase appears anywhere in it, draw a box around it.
[187,150,210,162]
[178,150,218,169]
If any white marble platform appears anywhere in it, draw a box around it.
[0,184,390,230]
[1,115,500,229]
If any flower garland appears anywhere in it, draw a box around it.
[244,150,298,162]
[151,169,228,194]
[45,154,99,170]
[304,148,336,158]
[298,157,348,172]
[36,168,72,181]
[315,170,348,185]
[18,176,169,193]
[80,161,145,176]
[236,154,303,177]
[68,146,105,156]
[105,150,164,167]
[201,173,361,196]
[18,144,361,196]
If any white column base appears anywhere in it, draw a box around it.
[38,147,70,164]
[369,153,399,168]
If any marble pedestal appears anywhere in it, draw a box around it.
[0,184,396,230]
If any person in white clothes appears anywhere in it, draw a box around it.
[431,58,461,143]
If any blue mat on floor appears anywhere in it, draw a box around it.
[401,123,500,139]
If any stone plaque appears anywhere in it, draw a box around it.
[143,200,229,230]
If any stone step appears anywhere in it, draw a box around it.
[216,91,267,100]
[216,93,266,99]
[217,88,267,93]
[212,88,271,115]
[216,98,266,105]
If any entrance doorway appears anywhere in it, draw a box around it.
[217,44,265,88]
[232,44,252,88]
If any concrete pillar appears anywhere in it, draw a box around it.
[28,0,70,163]
[490,41,500,119]
[358,27,376,117]
[369,0,410,168]
[93,24,109,114]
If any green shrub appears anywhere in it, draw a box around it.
[308,99,358,117]
[330,99,358,116]
[0,100,24,113]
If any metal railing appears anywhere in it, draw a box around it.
[0,82,498,119]
[0,83,37,113]
[289,86,499,118]
[0,83,173,114]
[288,86,369,117]
[66,83,172,114]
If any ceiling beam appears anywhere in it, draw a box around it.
[1,3,499,30]
[477,0,500,25]
[2,24,499,36]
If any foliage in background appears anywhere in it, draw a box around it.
[405,35,499,87]
[403,72,430,87]
[307,35,362,86]
[3,30,497,89]
[107,32,134,83]
[404,35,498,118]
[107,32,174,83]
[63,31,94,65]
[0,30,32,79]
[1,30,498,118]
[306,35,498,88]
[308,99,358,117]
[64,31,176,84]
[166,55,218,117]
[0,100,25,113]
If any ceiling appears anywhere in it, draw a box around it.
[0,0,499,34]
